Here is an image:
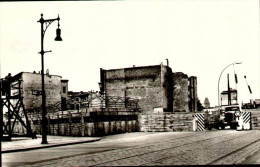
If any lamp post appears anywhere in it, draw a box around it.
[217,62,242,110]
[38,13,62,144]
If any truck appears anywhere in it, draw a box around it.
[218,105,241,129]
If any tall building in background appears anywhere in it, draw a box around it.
[204,97,210,108]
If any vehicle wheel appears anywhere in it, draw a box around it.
[230,124,236,129]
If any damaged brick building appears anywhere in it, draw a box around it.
[8,72,69,111]
[100,64,198,114]
[2,65,198,136]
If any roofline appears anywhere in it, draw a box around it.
[101,64,169,71]
[12,72,62,79]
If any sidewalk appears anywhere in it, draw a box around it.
[1,135,100,153]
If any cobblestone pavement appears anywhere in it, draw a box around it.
[3,130,260,166]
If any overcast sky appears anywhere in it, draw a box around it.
[0,0,259,106]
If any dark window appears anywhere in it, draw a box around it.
[61,98,67,111]
[70,104,75,110]
[63,86,66,93]
[225,107,239,111]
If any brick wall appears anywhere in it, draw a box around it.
[43,120,138,137]
[189,76,197,112]
[173,72,189,112]
[138,112,194,132]
[102,65,198,114]
[103,65,173,114]
[26,108,139,137]
[12,72,62,111]
[105,69,125,97]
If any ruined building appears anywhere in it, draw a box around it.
[172,72,197,112]
[8,72,69,111]
[189,76,197,112]
[100,64,198,114]
[100,64,173,114]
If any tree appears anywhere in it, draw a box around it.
[197,99,204,111]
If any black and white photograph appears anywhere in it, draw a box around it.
[1,0,260,166]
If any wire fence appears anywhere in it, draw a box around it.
[26,94,141,121]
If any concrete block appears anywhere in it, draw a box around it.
[121,121,126,133]
[86,123,94,136]
[154,108,164,113]
[115,121,122,133]
[104,122,110,135]
[109,121,116,134]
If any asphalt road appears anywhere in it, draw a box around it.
[2,130,260,166]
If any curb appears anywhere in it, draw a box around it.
[2,138,101,154]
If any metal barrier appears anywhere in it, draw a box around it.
[241,111,251,130]
[193,113,205,131]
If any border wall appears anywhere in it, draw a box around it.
[10,108,139,137]
[138,112,198,132]
[243,109,260,130]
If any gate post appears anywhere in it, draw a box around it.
[192,116,198,131]
[193,113,205,131]
[81,111,85,136]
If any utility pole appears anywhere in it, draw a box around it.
[227,74,232,105]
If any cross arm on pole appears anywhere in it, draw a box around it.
[38,50,52,55]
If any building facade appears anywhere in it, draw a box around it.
[221,88,237,106]
[100,64,198,114]
[10,72,69,111]
[189,76,197,112]
[172,73,197,112]
[100,64,173,114]
[172,72,189,112]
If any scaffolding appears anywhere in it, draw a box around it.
[1,78,34,141]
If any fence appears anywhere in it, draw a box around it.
[10,95,141,137]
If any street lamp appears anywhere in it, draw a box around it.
[217,62,242,110]
[37,13,62,144]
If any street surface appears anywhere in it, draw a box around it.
[2,130,260,166]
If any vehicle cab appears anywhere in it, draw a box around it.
[219,105,241,129]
